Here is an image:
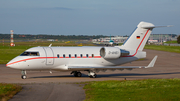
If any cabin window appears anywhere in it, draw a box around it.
[92,54,94,58]
[86,54,89,58]
[63,54,65,58]
[20,51,40,56]
[57,54,59,58]
[69,54,71,58]
[75,54,77,58]
[80,54,83,58]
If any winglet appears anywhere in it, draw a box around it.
[145,55,158,68]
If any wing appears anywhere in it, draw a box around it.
[68,55,158,71]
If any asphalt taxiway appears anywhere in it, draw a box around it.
[1,49,180,101]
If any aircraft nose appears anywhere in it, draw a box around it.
[6,60,18,69]
[6,56,25,69]
[6,61,14,68]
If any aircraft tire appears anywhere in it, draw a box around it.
[74,73,78,77]
[74,72,82,77]
[89,74,96,78]
[76,72,82,77]
[21,75,27,79]
[93,74,97,78]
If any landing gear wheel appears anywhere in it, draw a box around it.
[93,74,97,78]
[21,70,27,79]
[73,71,82,77]
[88,71,97,78]
[21,75,27,79]
[77,72,82,77]
[89,74,97,78]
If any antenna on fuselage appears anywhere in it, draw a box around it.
[49,44,52,47]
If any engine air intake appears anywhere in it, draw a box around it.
[100,47,129,59]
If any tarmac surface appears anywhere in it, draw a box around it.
[1,49,180,101]
[8,83,85,101]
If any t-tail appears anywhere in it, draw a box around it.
[121,21,155,51]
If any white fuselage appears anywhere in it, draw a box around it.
[6,46,146,71]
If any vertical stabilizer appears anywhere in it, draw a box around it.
[122,21,154,51]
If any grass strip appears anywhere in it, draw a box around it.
[83,79,180,101]
[164,40,177,44]
[0,83,22,101]
[145,45,180,53]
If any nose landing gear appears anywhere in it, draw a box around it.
[21,70,27,79]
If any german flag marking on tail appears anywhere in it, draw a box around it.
[136,36,140,39]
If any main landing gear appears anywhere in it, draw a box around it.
[88,71,97,78]
[71,71,97,78]
[21,70,27,79]
[71,71,82,77]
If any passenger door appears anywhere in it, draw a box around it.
[43,47,54,65]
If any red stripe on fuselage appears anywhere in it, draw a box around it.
[6,56,102,66]
[6,57,46,66]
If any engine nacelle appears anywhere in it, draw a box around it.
[100,47,121,59]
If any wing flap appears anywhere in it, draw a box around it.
[68,66,143,70]
[68,56,158,70]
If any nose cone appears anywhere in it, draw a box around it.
[6,60,17,69]
[6,56,22,69]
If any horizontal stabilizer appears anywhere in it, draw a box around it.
[68,56,158,70]
[142,25,173,29]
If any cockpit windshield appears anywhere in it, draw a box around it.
[20,51,40,56]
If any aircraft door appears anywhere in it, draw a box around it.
[43,47,54,65]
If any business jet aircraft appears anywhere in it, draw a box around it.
[7,21,168,79]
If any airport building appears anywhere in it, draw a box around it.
[148,34,177,43]
[92,34,177,44]
[92,36,128,43]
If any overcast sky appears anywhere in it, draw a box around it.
[0,0,179,36]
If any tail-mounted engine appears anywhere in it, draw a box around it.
[100,47,129,59]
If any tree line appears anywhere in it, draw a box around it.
[0,34,109,40]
